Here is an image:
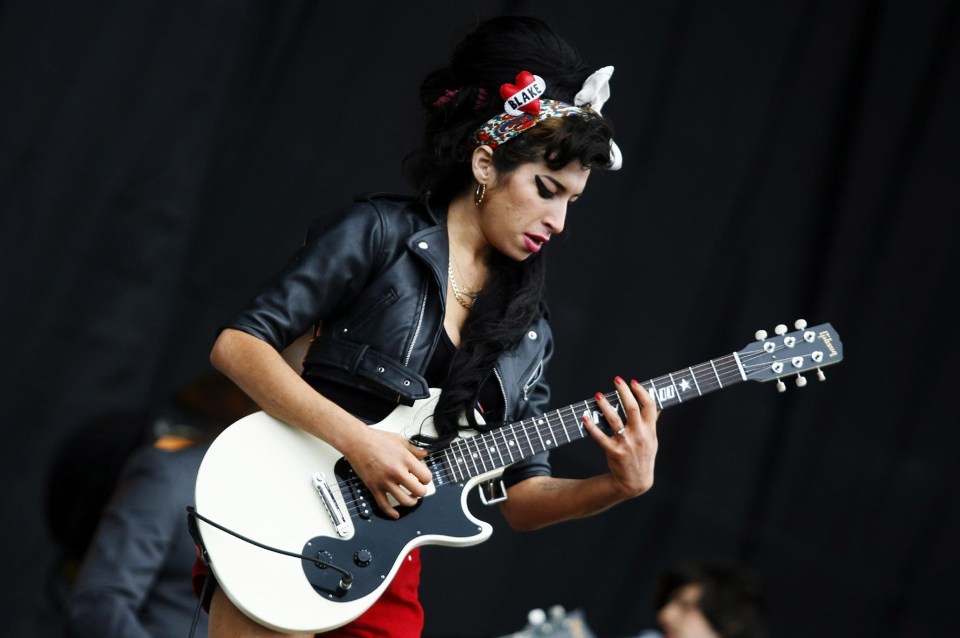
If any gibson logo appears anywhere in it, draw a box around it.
[819,330,838,357]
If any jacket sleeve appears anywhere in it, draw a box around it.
[503,319,555,487]
[223,201,386,350]
[65,447,185,638]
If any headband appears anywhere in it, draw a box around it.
[470,67,623,170]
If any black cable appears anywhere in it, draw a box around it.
[187,571,211,638]
[185,506,354,586]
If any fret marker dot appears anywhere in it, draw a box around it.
[508,440,515,446]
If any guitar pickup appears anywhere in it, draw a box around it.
[312,472,353,537]
[478,478,508,505]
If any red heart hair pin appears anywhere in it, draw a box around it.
[500,71,547,116]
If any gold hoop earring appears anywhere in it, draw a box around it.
[474,182,486,207]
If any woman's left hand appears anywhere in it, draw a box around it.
[583,376,660,497]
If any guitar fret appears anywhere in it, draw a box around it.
[490,433,506,468]
[460,438,477,477]
[473,436,490,474]
[668,372,682,403]
[503,427,516,463]
[533,417,546,453]
[647,379,663,410]
[508,423,521,460]
[563,409,575,443]
[689,366,703,395]
[561,410,571,443]
[542,414,555,449]
[718,355,743,385]
[456,439,472,479]
[444,446,462,483]
[709,359,724,387]
[695,362,719,391]
[521,420,535,457]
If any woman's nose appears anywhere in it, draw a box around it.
[544,204,567,234]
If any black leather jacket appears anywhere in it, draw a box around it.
[224,194,553,481]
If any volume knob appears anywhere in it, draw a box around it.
[353,549,373,567]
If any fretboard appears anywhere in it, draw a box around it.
[434,352,746,485]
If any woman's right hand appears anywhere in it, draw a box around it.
[211,329,432,519]
[341,426,432,519]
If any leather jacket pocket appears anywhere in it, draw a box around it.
[521,358,544,401]
[340,287,399,334]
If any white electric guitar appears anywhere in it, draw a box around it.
[192,321,842,633]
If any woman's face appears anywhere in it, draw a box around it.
[477,159,590,261]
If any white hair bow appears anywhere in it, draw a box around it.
[575,66,622,170]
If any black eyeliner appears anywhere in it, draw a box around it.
[535,175,554,199]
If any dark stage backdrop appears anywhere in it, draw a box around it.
[1,1,957,636]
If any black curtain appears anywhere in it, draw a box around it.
[1,1,957,636]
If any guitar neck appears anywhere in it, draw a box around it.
[434,352,746,484]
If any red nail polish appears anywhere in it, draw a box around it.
[595,392,604,402]
[614,376,624,385]
[631,379,639,386]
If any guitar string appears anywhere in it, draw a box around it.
[329,341,815,515]
[332,343,810,515]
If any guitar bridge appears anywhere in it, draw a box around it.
[313,472,353,537]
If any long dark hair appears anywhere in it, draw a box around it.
[406,16,615,447]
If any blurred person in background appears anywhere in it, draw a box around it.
[643,560,765,638]
[60,370,255,638]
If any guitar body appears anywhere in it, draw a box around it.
[194,389,498,633]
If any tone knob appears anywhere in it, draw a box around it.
[314,550,334,569]
[354,549,373,567]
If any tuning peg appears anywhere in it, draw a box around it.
[817,368,826,382]
[775,324,788,335]
[796,374,807,387]
[755,329,768,340]
[776,379,786,393]
[527,608,546,627]
[794,318,807,329]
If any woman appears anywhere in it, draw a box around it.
[204,15,659,638]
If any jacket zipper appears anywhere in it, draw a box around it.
[521,360,544,401]
[493,366,509,420]
[403,283,428,366]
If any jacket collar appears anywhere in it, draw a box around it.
[407,194,450,308]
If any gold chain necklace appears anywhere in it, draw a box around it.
[448,260,480,309]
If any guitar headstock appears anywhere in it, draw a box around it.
[736,320,843,391]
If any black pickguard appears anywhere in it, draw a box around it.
[300,460,480,601]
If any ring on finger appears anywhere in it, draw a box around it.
[616,427,626,437]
